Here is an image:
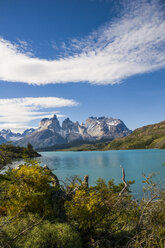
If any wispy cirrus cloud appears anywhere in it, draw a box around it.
[0,0,165,85]
[0,97,78,132]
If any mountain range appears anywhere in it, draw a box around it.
[1,116,164,150]
[0,115,131,149]
[62,120,165,151]
[0,128,35,143]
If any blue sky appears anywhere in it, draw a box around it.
[0,0,165,132]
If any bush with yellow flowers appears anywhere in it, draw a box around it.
[0,160,56,216]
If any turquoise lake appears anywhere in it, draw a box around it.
[39,149,165,198]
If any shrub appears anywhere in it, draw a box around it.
[0,161,56,216]
[65,178,135,237]
[3,214,82,248]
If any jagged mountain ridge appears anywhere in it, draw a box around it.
[0,128,36,142]
[15,115,131,149]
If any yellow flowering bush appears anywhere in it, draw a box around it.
[1,161,55,216]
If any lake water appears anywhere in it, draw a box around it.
[39,149,165,198]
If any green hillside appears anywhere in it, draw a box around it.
[57,142,109,151]
[104,120,165,150]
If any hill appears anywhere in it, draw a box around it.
[104,120,165,150]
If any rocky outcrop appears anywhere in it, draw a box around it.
[85,117,131,140]
[61,118,93,143]
[61,118,81,142]
[14,115,131,149]
[39,115,61,133]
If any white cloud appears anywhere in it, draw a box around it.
[0,97,78,132]
[0,0,165,85]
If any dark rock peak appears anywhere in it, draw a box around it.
[52,114,58,120]
[63,117,71,123]
[89,116,106,119]
[62,118,78,132]
[62,118,79,125]
[51,116,61,130]
[41,115,58,122]
[98,116,107,120]
[88,116,116,121]
[41,118,49,122]
[38,114,61,134]
[40,115,60,124]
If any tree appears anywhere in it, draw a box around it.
[27,143,33,152]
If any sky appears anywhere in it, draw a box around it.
[0,0,165,132]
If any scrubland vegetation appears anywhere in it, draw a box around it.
[0,143,41,167]
[0,159,165,248]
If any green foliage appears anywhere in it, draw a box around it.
[130,176,165,248]
[22,222,82,248]
[27,143,33,151]
[65,178,135,239]
[2,214,82,248]
[0,143,40,167]
[0,160,165,248]
[0,161,56,216]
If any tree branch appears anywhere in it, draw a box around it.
[119,166,128,196]
[12,217,44,241]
